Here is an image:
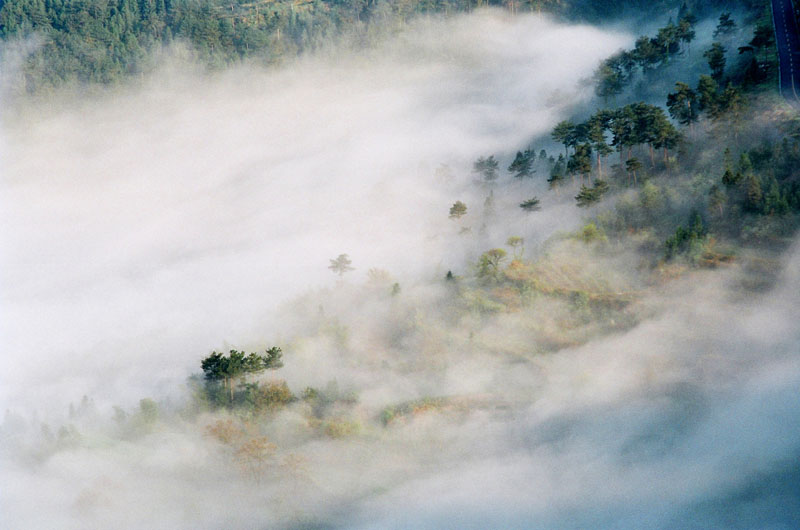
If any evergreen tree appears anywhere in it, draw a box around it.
[708,184,727,216]
[575,179,609,208]
[567,143,593,183]
[508,149,535,178]
[744,173,763,212]
[449,201,468,219]
[473,155,500,182]
[713,12,736,38]
[610,105,637,162]
[761,177,789,215]
[625,157,642,186]
[200,348,283,404]
[677,16,696,51]
[750,23,774,62]
[666,82,699,129]
[703,42,726,81]
[588,111,613,178]
[552,120,576,159]
[519,197,541,212]
[633,35,662,73]
[697,75,720,118]
[548,154,566,189]
[329,254,354,277]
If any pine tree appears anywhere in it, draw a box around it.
[744,173,763,212]
[697,75,720,118]
[449,201,468,219]
[713,12,736,38]
[552,120,576,159]
[704,42,727,81]
[473,155,500,182]
[508,149,535,178]
[519,197,541,212]
[329,254,354,277]
[666,82,699,129]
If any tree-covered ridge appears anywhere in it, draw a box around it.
[0,0,556,90]
[3,4,800,521]
[514,2,799,262]
[0,0,744,92]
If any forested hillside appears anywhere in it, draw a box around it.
[0,0,753,91]
[3,0,800,527]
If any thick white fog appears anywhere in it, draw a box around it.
[347,252,800,528]
[2,9,800,530]
[0,12,627,412]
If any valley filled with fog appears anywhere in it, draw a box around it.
[1,8,799,530]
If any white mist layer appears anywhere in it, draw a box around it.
[348,254,800,529]
[0,12,628,412]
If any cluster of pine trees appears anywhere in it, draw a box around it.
[453,1,798,272]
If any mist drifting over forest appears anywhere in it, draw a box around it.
[0,12,626,411]
[2,3,800,529]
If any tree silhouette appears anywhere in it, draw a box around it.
[704,42,726,81]
[449,201,467,219]
[508,149,535,178]
[552,120,576,159]
[667,82,699,129]
[714,12,736,38]
[473,156,500,182]
[201,348,283,404]
[328,254,354,277]
[520,197,541,212]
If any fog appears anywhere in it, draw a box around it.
[347,255,800,528]
[0,11,627,412]
[2,8,800,530]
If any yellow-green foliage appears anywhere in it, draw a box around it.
[323,419,362,439]
[380,397,450,426]
[576,222,608,244]
[247,381,294,412]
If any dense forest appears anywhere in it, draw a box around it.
[0,0,765,91]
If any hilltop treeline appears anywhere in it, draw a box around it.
[0,0,757,92]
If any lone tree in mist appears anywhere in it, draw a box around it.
[519,197,541,212]
[329,254,354,277]
[201,348,283,403]
[449,201,468,219]
[506,236,524,259]
[476,248,507,284]
[714,12,736,38]
[473,155,499,182]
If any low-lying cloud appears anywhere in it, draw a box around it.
[0,11,628,412]
[3,8,799,530]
